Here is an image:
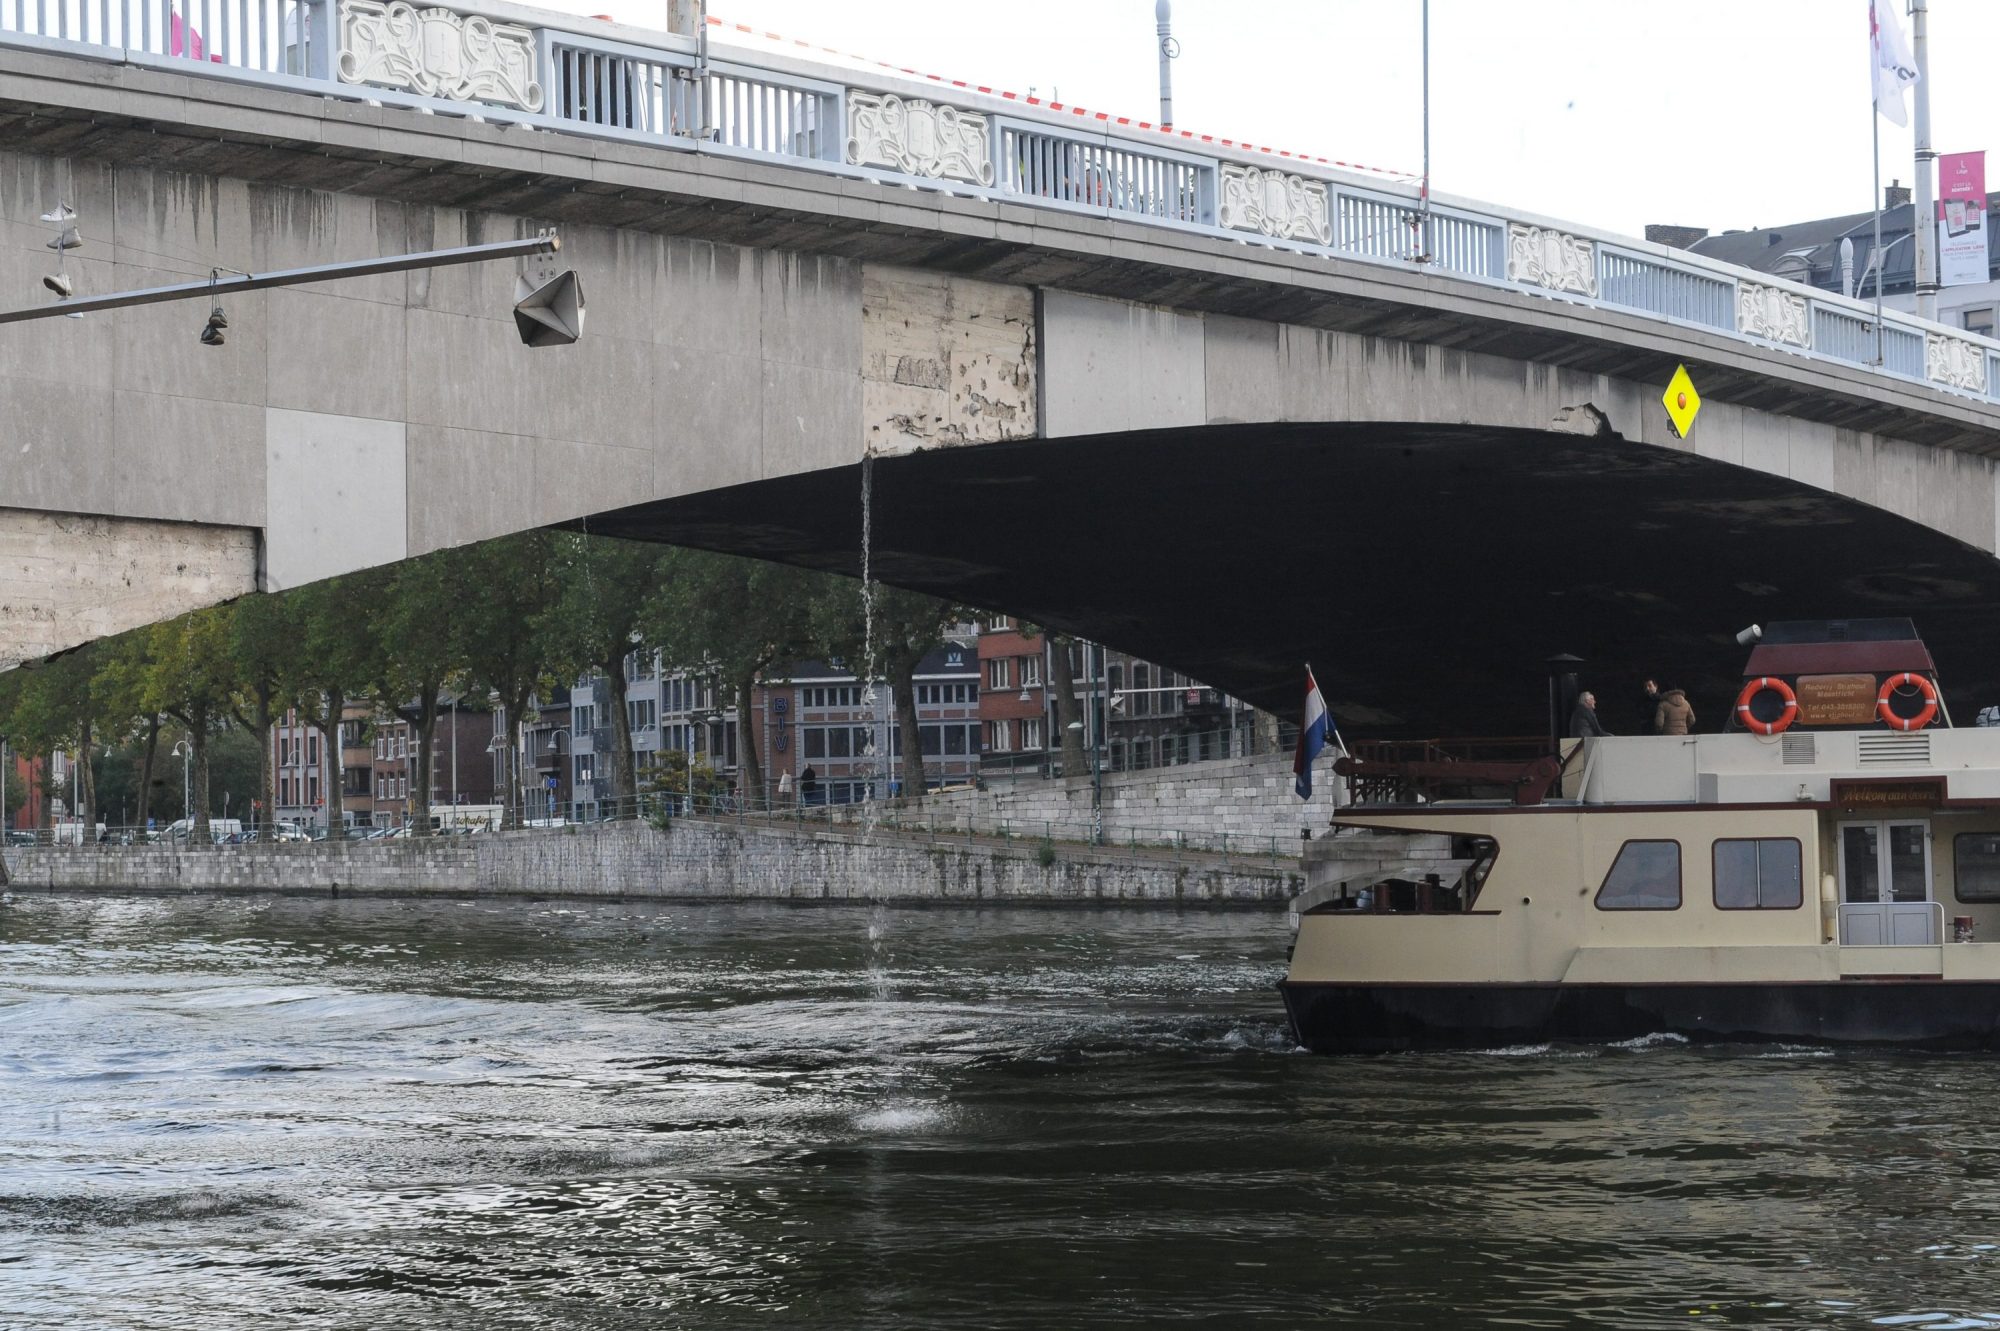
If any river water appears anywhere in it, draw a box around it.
[5,894,2000,1329]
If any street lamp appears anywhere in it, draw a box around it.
[684,711,704,815]
[1067,715,1102,846]
[485,733,509,827]
[171,739,193,825]
[544,727,570,822]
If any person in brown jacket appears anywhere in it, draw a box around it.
[1654,687,1696,735]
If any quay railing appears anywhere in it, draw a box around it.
[4,0,1999,404]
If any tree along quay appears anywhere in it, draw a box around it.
[0,818,1303,907]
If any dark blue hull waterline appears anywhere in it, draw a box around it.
[1278,980,2000,1053]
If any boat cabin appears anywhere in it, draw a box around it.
[1283,620,2000,1051]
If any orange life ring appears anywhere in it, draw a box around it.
[1876,672,1939,732]
[1735,676,1798,736]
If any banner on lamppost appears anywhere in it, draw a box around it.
[1936,150,1988,288]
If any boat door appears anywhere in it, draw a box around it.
[1837,820,1938,944]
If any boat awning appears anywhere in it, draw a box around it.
[1744,640,1937,676]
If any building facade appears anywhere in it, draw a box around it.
[271,697,497,832]
[563,661,739,819]
[977,616,1049,777]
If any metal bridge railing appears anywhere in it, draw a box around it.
[6,0,2000,406]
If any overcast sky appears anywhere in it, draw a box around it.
[539,0,1996,243]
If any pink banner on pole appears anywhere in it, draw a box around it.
[1937,150,1988,288]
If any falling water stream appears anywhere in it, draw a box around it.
[857,452,881,845]
[856,451,891,999]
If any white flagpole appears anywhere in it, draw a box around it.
[1874,107,1886,364]
[1912,0,1936,320]
[1872,2,1886,365]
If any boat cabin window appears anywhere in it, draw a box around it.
[1713,838,1804,910]
[1954,833,2000,903]
[1594,840,1681,911]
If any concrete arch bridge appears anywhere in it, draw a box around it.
[4,4,2000,733]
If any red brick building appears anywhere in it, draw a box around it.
[977,616,1049,776]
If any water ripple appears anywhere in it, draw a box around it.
[6,894,2000,1328]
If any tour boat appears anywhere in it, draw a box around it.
[1280,619,2000,1053]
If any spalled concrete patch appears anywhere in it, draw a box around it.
[0,508,258,669]
[862,265,1035,455]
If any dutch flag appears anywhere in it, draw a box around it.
[1293,667,1337,800]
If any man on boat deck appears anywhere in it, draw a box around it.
[1638,678,1660,731]
[1570,691,1610,738]
[1654,687,1696,735]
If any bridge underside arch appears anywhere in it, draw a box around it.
[585,422,2000,737]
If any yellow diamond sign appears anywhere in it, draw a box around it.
[1663,364,1701,439]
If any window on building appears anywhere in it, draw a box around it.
[1132,665,1151,716]
[988,658,1012,691]
[920,725,940,756]
[1133,737,1153,770]
[307,734,319,767]
[988,615,1012,631]
[574,754,595,783]
[944,725,968,755]
[1956,833,2000,902]
[803,727,827,759]
[1595,840,1682,910]
[803,686,862,709]
[1713,839,1803,909]
[1021,656,1042,687]
[1021,718,1044,750]
[1108,664,1125,698]
[628,698,658,733]
[1964,307,1995,338]
[828,727,852,759]
[987,720,1012,753]
[307,772,319,804]
[574,704,596,735]
[1109,740,1127,771]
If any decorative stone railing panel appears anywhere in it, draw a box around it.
[846,93,994,187]
[1218,165,1332,247]
[1506,223,1596,298]
[337,0,543,111]
[1737,280,1811,348]
[1927,332,1988,393]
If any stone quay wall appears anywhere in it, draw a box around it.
[830,751,1342,851]
[1,818,1308,907]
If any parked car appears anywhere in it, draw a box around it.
[167,818,245,843]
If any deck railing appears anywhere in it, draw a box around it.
[6,0,2000,405]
